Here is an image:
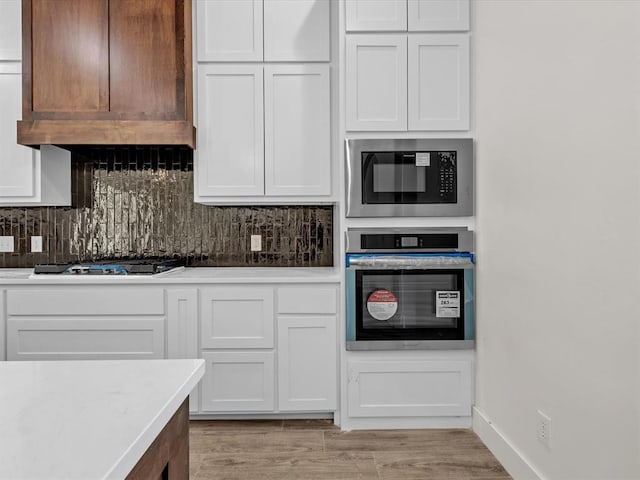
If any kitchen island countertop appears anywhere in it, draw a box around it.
[0,359,204,480]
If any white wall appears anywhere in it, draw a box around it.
[474,1,640,479]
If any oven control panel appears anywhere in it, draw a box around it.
[361,233,459,250]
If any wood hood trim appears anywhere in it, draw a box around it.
[17,120,196,149]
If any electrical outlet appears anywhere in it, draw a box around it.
[250,235,262,252]
[0,236,14,253]
[31,236,43,253]
[537,410,552,448]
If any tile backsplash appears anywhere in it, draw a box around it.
[0,147,333,268]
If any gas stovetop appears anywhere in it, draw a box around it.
[33,258,185,276]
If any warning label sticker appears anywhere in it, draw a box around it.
[436,291,461,318]
[366,289,398,321]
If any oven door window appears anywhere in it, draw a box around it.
[361,151,457,205]
[355,269,464,341]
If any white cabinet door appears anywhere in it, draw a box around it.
[346,35,407,131]
[6,287,166,361]
[196,65,264,197]
[408,33,469,130]
[196,0,263,61]
[7,288,164,316]
[407,0,470,31]
[201,351,275,412]
[347,359,472,417]
[167,288,200,413]
[0,64,33,199]
[0,290,5,361]
[7,318,166,361]
[278,316,337,411]
[263,0,330,61]
[0,64,70,206]
[264,65,331,196]
[0,0,21,60]
[345,0,407,32]
[200,286,274,349]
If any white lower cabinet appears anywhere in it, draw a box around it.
[201,351,275,412]
[167,288,200,413]
[197,284,338,415]
[1,282,339,416]
[7,318,165,361]
[278,316,337,411]
[5,288,166,360]
[200,286,274,349]
[347,359,472,417]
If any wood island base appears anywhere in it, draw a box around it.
[126,398,189,480]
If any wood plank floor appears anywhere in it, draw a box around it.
[189,420,512,480]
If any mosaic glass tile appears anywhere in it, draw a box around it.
[0,147,334,268]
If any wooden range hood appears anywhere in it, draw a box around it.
[17,0,195,149]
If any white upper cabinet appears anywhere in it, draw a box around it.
[407,0,470,31]
[345,35,407,131]
[196,64,331,201]
[196,0,263,61]
[264,65,331,196]
[346,0,469,32]
[345,0,407,32]
[0,0,21,61]
[196,65,265,197]
[408,33,470,130]
[344,0,471,132]
[264,0,330,61]
[196,0,330,62]
[0,64,70,206]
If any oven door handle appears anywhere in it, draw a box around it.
[346,253,474,269]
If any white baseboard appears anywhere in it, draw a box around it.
[473,407,543,480]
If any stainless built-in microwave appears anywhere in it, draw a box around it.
[346,138,473,217]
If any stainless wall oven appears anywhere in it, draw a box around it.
[345,228,474,350]
[346,138,473,217]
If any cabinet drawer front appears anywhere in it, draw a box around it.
[200,287,274,348]
[277,286,337,314]
[7,318,165,360]
[6,288,164,316]
[347,360,472,417]
[201,351,275,412]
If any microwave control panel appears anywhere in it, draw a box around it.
[437,153,457,199]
